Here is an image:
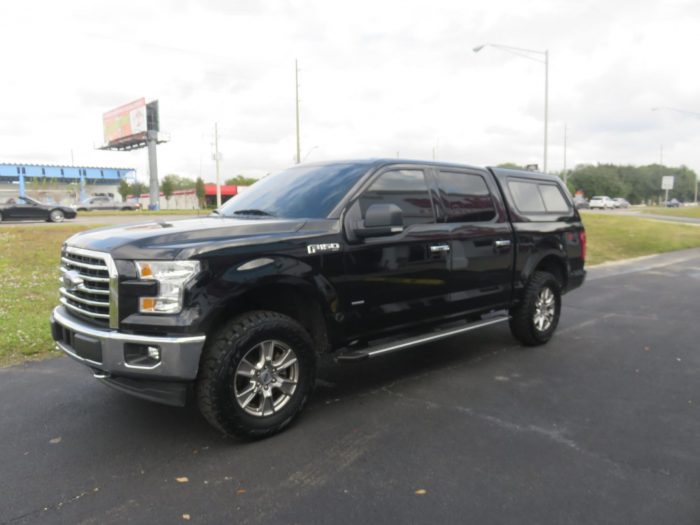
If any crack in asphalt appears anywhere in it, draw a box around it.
[378,385,699,488]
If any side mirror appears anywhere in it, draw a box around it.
[355,203,404,238]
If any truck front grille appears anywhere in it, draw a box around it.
[59,247,117,327]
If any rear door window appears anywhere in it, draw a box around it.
[438,170,496,222]
[359,169,435,225]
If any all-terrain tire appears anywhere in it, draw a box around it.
[197,310,316,439]
[509,271,562,346]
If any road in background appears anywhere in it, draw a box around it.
[0,213,202,227]
[1,251,700,524]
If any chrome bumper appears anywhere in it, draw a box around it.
[50,306,206,381]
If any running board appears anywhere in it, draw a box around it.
[336,315,510,362]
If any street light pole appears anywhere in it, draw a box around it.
[651,106,700,203]
[295,59,301,164]
[474,43,549,173]
[544,49,549,174]
[214,122,221,208]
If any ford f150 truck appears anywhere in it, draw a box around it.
[51,159,586,438]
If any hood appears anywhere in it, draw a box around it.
[67,216,309,260]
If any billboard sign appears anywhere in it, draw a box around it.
[103,98,148,145]
[661,176,674,190]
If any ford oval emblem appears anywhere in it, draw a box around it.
[63,270,84,291]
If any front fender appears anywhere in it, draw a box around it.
[196,254,338,331]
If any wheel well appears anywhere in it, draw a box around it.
[212,284,331,354]
[534,255,567,288]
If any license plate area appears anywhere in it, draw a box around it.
[53,321,103,364]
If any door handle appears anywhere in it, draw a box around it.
[494,239,512,248]
[430,244,451,253]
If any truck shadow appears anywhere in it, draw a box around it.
[100,326,519,444]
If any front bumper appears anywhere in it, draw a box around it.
[51,306,206,406]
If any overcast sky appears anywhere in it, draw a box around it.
[1,0,700,183]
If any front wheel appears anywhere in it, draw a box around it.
[197,311,316,439]
[509,271,562,346]
[49,209,65,223]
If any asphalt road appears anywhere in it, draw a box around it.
[1,250,700,524]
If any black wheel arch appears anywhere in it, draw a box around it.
[198,257,339,354]
[517,251,569,300]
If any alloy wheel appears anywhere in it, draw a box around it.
[233,340,299,417]
[533,287,556,332]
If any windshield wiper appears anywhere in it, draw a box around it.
[232,209,275,217]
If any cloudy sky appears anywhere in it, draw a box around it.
[1,0,700,183]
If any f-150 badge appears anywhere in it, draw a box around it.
[307,243,341,255]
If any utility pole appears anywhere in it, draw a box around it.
[295,59,301,164]
[660,144,663,166]
[544,50,549,174]
[214,122,221,208]
[563,123,567,186]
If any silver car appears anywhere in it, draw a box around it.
[73,196,138,211]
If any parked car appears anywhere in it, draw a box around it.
[51,160,586,438]
[666,198,681,208]
[573,196,589,209]
[613,198,630,208]
[72,196,139,211]
[589,196,615,209]
[0,196,76,223]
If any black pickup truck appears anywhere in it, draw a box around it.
[51,159,586,438]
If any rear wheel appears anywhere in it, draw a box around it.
[509,271,562,346]
[197,311,316,439]
[49,210,65,223]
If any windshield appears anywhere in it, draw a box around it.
[219,163,370,219]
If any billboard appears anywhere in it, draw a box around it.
[103,98,148,145]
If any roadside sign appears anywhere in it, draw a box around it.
[662,176,674,190]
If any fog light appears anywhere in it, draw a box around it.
[124,343,162,368]
[147,346,160,360]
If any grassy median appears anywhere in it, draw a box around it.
[80,209,205,217]
[0,225,96,366]
[1,214,700,366]
[581,212,700,265]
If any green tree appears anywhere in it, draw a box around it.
[195,177,206,209]
[128,182,147,198]
[225,175,257,186]
[496,163,527,170]
[161,177,175,208]
[118,179,130,202]
[162,174,196,190]
[566,163,697,204]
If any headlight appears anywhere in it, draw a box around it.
[135,260,201,314]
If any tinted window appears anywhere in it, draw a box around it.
[439,171,496,222]
[539,184,570,213]
[509,179,572,215]
[220,163,369,219]
[358,170,434,225]
[509,180,545,213]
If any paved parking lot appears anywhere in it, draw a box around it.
[1,250,699,524]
